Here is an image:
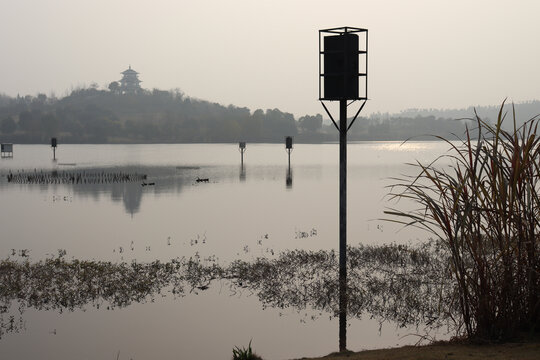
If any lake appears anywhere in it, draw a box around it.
[0,142,450,360]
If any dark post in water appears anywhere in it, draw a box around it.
[51,137,58,161]
[285,136,293,169]
[319,26,368,352]
[285,136,293,188]
[239,141,246,167]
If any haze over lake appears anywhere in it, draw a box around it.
[1,0,539,357]
[0,142,450,359]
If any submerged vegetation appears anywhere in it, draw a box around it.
[6,169,147,184]
[0,241,450,340]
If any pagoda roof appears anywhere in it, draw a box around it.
[120,78,142,84]
[121,65,139,75]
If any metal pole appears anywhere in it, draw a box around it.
[339,99,347,352]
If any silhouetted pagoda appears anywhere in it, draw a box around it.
[119,65,142,94]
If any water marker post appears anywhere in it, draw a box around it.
[51,137,58,161]
[318,26,368,352]
[239,141,246,167]
[285,136,293,188]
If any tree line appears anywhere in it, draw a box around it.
[0,87,503,144]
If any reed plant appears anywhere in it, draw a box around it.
[232,340,262,360]
[385,101,540,340]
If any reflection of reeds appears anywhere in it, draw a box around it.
[1,242,452,339]
[385,101,540,340]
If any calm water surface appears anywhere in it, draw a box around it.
[0,142,450,360]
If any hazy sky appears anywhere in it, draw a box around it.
[1,0,539,118]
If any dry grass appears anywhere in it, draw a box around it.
[385,102,540,339]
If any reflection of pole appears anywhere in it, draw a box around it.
[53,148,56,161]
[285,137,293,189]
[240,162,246,182]
[286,167,292,188]
[286,155,292,189]
[287,149,291,170]
[339,99,347,352]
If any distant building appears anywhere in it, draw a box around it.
[119,66,142,94]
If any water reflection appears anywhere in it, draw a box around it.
[2,163,307,215]
[1,163,306,218]
[0,143,451,357]
[286,167,293,189]
[239,164,246,182]
[0,241,453,340]
[111,183,143,215]
[1,165,231,215]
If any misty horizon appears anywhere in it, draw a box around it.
[3,73,540,120]
[2,1,540,119]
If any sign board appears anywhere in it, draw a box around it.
[285,136,293,149]
[1,143,12,152]
[1,143,13,158]
[323,33,359,100]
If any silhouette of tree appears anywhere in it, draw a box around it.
[41,113,59,136]
[36,93,47,104]
[0,86,529,143]
[0,117,17,134]
[298,114,323,133]
[18,110,41,134]
[108,81,120,94]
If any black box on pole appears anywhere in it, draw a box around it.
[319,27,367,102]
[285,136,293,149]
[324,34,359,100]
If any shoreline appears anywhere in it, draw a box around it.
[291,339,540,360]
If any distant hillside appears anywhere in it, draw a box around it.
[0,87,537,143]
[393,100,540,130]
[344,114,477,141]
[0,88,298,143]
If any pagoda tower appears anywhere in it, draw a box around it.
[119,65,142,94]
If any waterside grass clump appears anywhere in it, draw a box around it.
[232,340,263,360]
[385,101,540,340]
